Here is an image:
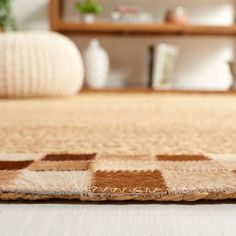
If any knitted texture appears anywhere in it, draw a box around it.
[0,32,84,98]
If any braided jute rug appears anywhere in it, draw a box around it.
[1,92,236,201]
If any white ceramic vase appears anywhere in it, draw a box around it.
[84,39,109,89]
[82,14,95,24]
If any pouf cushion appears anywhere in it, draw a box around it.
[0,32,84,97]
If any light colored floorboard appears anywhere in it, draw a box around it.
[0,203,236,236]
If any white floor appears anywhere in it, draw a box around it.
[0,202,236,236]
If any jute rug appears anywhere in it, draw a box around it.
[0,92,236,201]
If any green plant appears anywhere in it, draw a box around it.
[0,0,17,30]
[76,0,103,15]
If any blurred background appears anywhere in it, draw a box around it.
[7,0,236,90]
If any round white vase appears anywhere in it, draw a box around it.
[84,39,109,89]
[82,14,95,24]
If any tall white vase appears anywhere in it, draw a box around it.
[84,39,109,88]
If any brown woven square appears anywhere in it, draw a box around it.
[0,161,33,170]
[92,170,167,194]
[43,154,96,161]
[156,155,209,161]
[29,161,90,171]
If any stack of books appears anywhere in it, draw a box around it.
[111,5,154,24]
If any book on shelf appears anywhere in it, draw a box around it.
[148,43,179,89]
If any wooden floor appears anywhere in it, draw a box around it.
[0,202,236,236]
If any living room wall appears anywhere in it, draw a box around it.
[12,0,236,89]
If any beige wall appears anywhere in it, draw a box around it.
[13,0,236,89]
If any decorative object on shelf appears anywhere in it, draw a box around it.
[51,0,236,36]
[76,0,103,24]
[165,6,188,24]
[0,0,17,31]
[150,43,179,89]
[83,39,109,88]
[228,61,236,90]
[0,32,84,98]
[111,5,154,24]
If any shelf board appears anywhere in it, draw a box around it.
[56,22,236,36]
[81,88,234,94]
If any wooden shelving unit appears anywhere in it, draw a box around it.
[50,0,236,36]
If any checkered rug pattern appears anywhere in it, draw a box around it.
[1,153,236,201]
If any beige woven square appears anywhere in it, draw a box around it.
[3,170,92,194]
[162,170,236,193]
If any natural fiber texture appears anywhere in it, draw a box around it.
[0,92,236,201]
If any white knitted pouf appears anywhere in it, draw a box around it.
[0,32,84,97]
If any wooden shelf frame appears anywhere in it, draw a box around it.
[81,88,235,94]
[50,0,236,36]
[56,22,236,36]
